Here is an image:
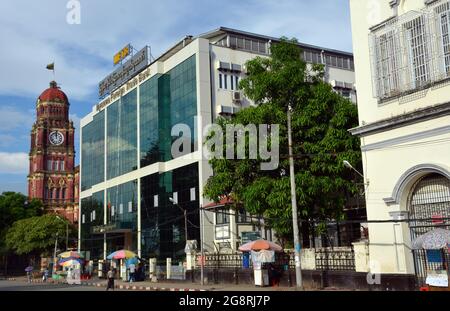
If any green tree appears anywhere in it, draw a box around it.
[0,192,43,255]
[5,214,76,256]
[204,38,361,244]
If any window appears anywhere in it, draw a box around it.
[216,208,230,225]
[82,214,85,224]
[437,4,450,76]
[47,160,52,171]
[224,74,228,89]
[404,15,429,86]
[153,195,159,207]
[235,76,239,90]
[62,188,66,199]
[111,206,115,216]
[376,30,401,97]
[219,73,223,89]
[230,74,234,90]
[119,203,123,215]
[237,209,249,223]
[172,192,178,204]
[128,201,132,213]
[60,161,65,171]
[190,187,196,201]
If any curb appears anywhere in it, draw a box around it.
[84,281,207,291]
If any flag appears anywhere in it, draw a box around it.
[46,63,54,70]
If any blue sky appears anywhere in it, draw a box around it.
[0,0,353,194]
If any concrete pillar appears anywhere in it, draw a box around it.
[98,260,104,278]
[149,258,157,282]
[166,258,171,280]
[353,241,370,273]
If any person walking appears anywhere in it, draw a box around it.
[128,263,136,283]
[42,268,49,283]
[106,267,115,291]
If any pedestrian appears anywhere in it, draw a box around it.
[128,263,136,283]
[42,268,49,283]
[106,267,115,291]
[26,271,32,283]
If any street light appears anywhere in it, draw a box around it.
[287,104,303,289]
[343,160,365,179]
[343,160,369,196]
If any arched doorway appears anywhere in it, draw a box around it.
[407,173,450,286]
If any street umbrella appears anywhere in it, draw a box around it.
[125,257,139,267]
[59,259,82,267]
[412,228,450,250]
[59,251,84,259]
[239,239,283,252]
[24,266,33,272]
[107,250,137,260]
[58,257,83,266]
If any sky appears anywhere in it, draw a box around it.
[0,0,353,194]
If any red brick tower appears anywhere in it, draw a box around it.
[28,81,79,224]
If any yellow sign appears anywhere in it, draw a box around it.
[113,44,131,65]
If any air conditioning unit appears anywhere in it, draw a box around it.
[232,91,242,103]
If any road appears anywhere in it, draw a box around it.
[0,280,120,291]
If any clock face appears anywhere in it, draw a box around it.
[49,131,64,146]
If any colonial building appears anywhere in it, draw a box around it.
[349,0,450,288]
[79,27,356,261]
[28,81,79,224]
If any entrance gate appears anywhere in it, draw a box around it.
[408,174,450,287]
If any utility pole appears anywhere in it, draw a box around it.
[287,105,303,289]
[66,221,69,250]
[53,233,59,273]
[200,205,205,285]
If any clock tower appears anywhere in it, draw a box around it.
[28,81,79,224]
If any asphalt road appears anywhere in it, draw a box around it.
[0,280,119,291]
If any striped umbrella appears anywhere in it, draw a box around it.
[59,251,84,259]
[107,250,137,260]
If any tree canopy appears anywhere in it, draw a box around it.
[0,192,43,255]
[203,38,361,242]
[5,214,76,256]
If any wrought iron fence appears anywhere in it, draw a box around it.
[315,248,356,271]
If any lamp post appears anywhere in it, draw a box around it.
[200,205,205,286]
[287,104,303,289]
[343,160,369,195]
[53,232,59,273]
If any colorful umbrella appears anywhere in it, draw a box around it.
[412,228,450,250]
[107,250,137,260]
[58,257,83,265]
[125,257,139,267]
[59,259,82,267]
[59,251,84,259]
[239,239,283,252]
[24,266,33,272]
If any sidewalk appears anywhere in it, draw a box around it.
[82,278,299,291]
[6,276,351,291]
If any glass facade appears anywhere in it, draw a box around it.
[80,191,104,259]
[107,89,138,180]
[140,55,197,168]
[81,111,104,191]
[141,163,199,261]
[81,54,199,261]
[106,180,138,254]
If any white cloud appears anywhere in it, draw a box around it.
[0,106,34,132]
[0,152,28,174]
[0,0,352,102]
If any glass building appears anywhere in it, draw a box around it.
[79,27,356,261]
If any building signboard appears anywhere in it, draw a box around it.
[99,46,149,99]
